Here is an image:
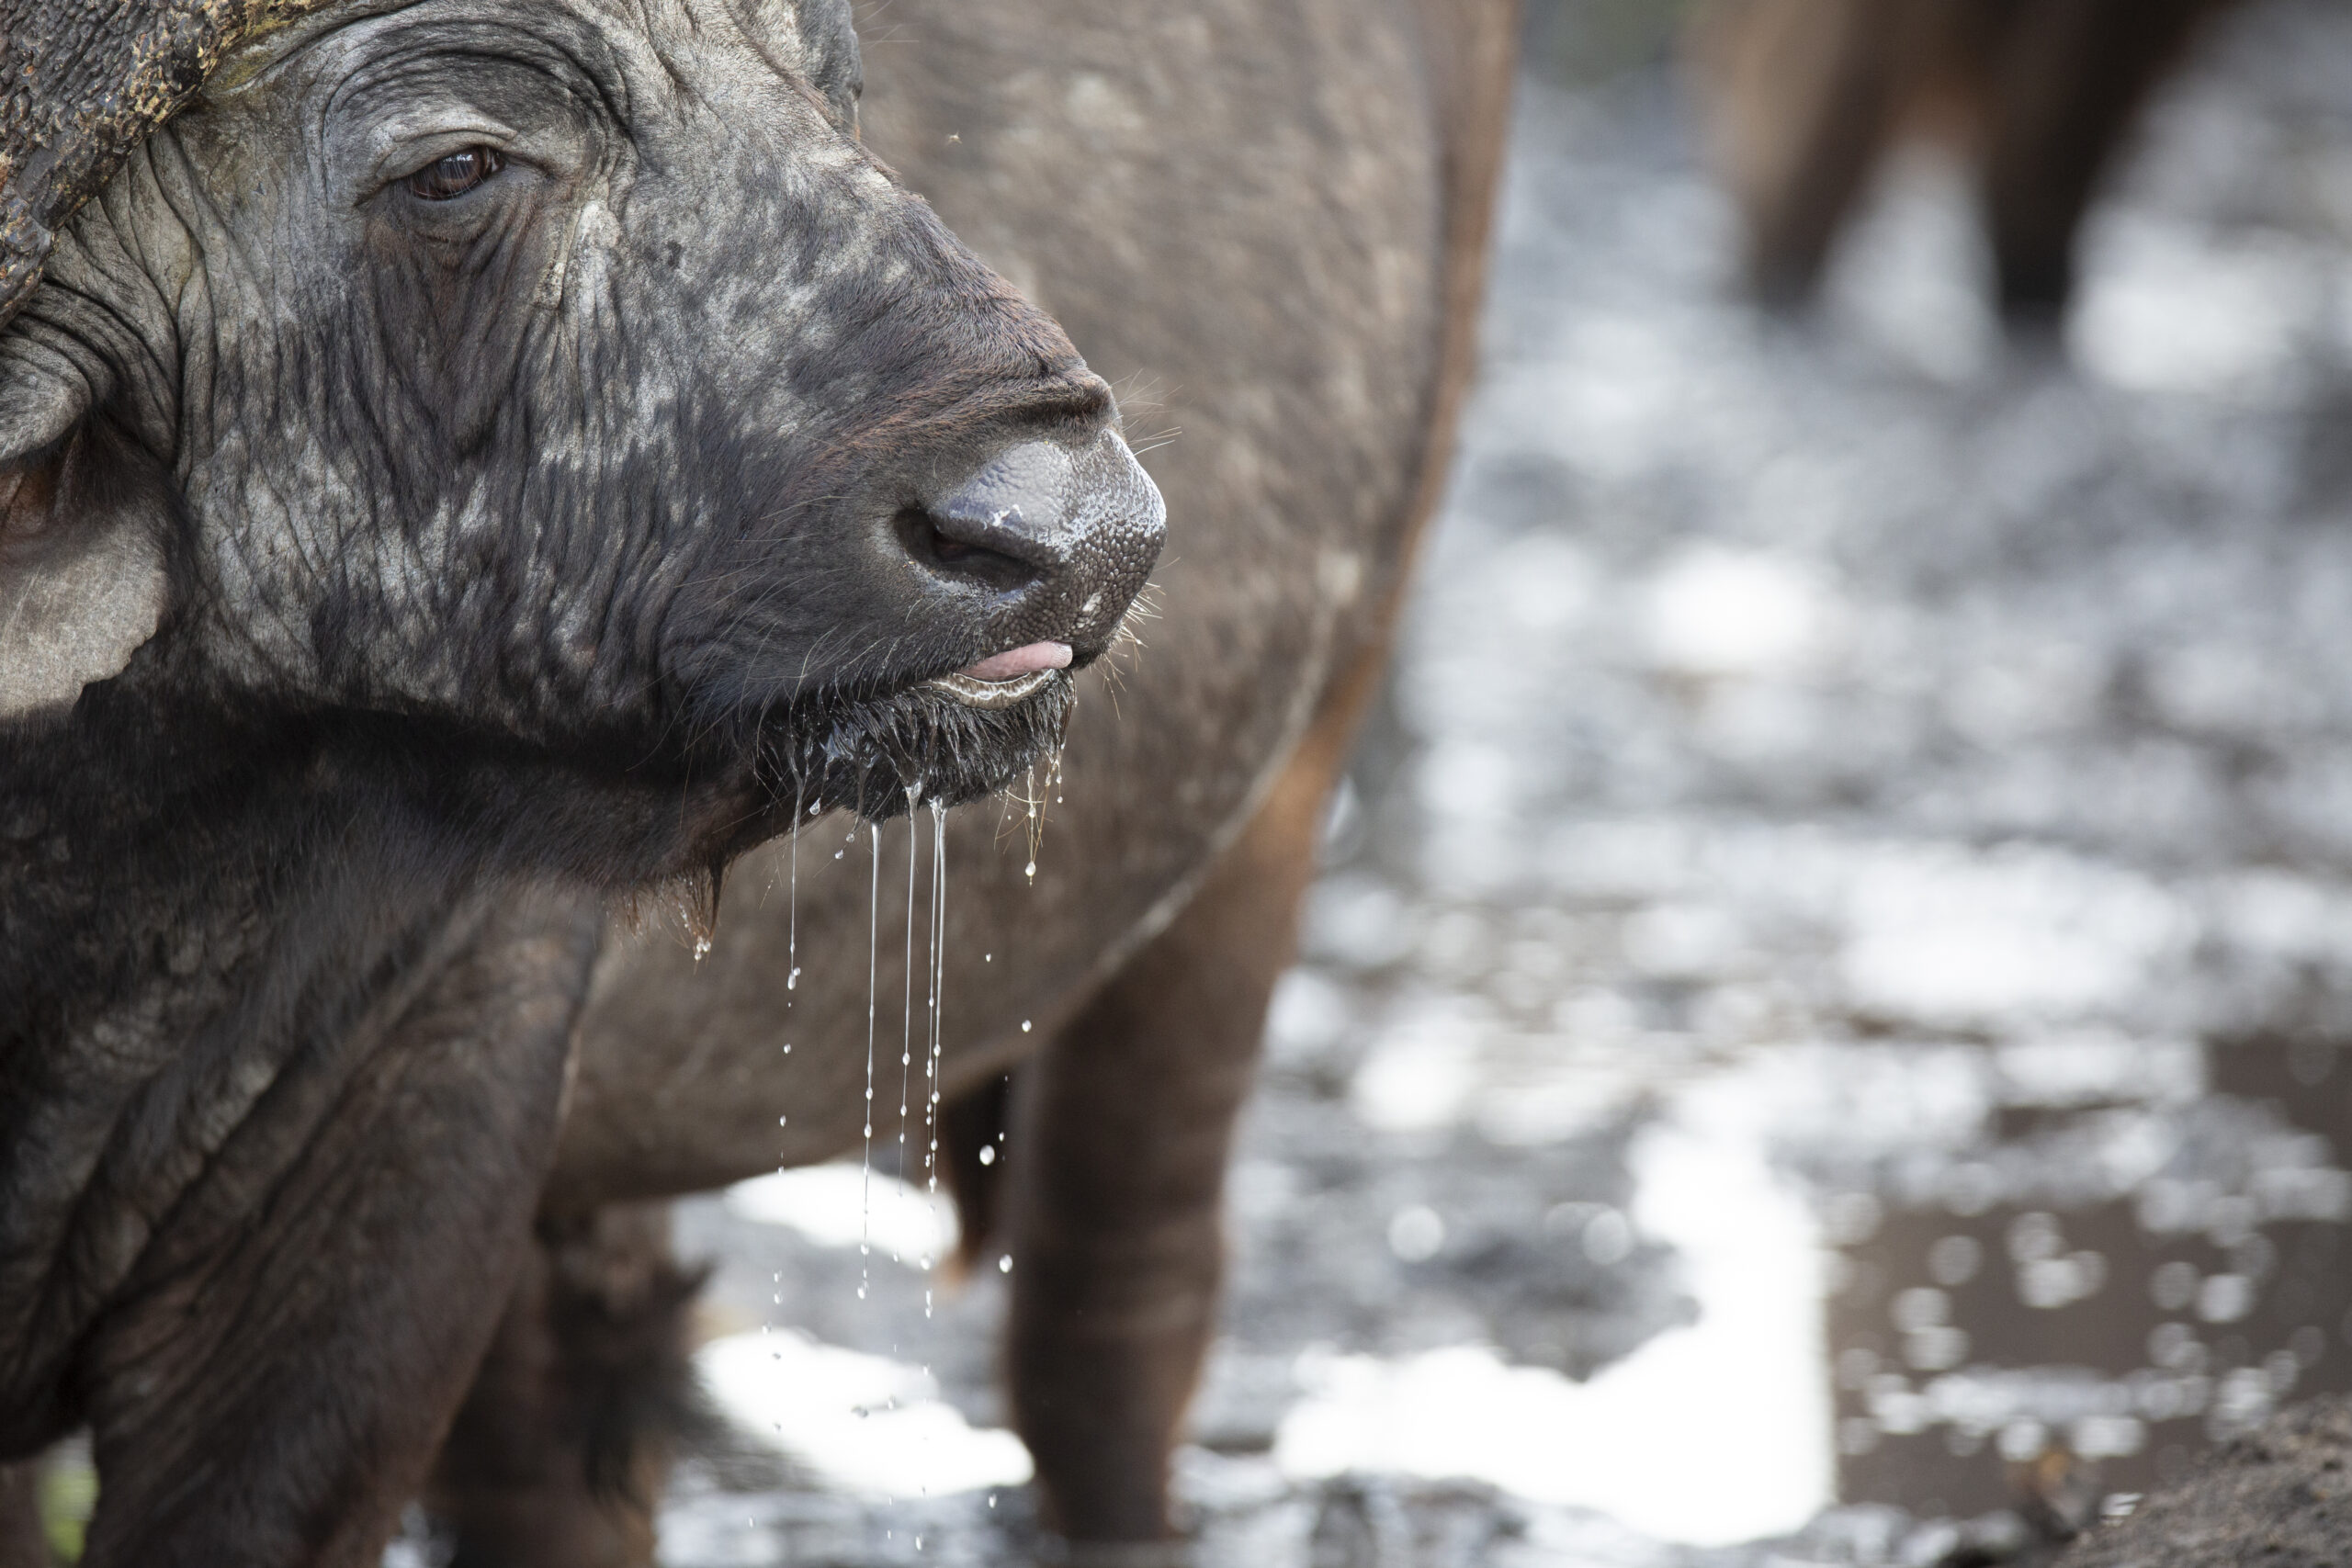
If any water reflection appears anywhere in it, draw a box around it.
[1816,1034,2352,1517]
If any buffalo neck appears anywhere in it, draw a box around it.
[0,681,578,1448]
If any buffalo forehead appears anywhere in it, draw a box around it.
[212,0,849,123]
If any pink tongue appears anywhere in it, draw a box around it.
[960,640,1073,682]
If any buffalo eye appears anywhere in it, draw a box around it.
[407,147,503,201]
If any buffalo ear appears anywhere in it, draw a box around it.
[0,344,168,720]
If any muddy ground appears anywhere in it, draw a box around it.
[495,2,2352,1563]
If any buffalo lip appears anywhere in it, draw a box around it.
[921,668,1063,710]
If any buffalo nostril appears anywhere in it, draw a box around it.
[923,442,1082,575]
[895,431,1163,653]
[896,504,1041,589]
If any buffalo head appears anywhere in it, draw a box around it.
[0,0,1162,873]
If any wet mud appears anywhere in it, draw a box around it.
[2056,1395,2352,1567]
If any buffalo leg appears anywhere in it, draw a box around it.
[941,1073,1016,1277]
[73,900,596,1568]
[1004,662,1376,1549]
[1689,0,1906,306]
[1979,0,2225,320]
[426,1202,705,1568]
[0,1461,43,1568]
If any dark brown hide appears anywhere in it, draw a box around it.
[1688,0,2239,317]
[495,0,1517,1552]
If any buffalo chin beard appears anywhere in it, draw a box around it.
[760,671,1075,821]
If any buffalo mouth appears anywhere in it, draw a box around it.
[760,664,1075,823]
[921,637,1076,712]
[922,668,1061,710]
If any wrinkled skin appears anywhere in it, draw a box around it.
[498,0,1517,1556]
[0,0,1159,1562]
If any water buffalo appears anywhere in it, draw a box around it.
[418,0,1519,1561]
[0,0,1160,1562]
[1688,0,2240,319]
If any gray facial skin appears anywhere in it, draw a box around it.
[3,0,1159,807]
[0,0,1159,1559]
